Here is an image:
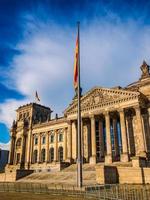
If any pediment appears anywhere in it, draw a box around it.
[64,87,140,115]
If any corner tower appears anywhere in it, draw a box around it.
[8,103,52,169]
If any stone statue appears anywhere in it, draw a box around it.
[140,60,150,79]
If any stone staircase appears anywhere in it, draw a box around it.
[96,161,133,167]
[2,162,134,184]
[18,164,97,186]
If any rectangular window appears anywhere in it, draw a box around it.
[50,135,54,143]
[16,153,20,164]
[35,137,38,145]
[42,136,46,144]
[59,134,63,142]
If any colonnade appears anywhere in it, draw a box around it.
[67,106,149,164]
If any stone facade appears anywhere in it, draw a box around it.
[6,61,150,173]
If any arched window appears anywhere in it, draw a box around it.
[49,147,54,162]
[33,150,38,163]
[41,149,46,163]
[16,138,22,149]
[58,146,63,162]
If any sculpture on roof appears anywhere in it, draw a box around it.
[140,60,150,79]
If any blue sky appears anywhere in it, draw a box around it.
[1,0,150,143]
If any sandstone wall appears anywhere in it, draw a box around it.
[0,170,33,182]
[96,166,150,184]
[96,165,118,184]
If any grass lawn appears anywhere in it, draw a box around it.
[0,192,87,200]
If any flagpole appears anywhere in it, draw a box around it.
[77,21,83,188]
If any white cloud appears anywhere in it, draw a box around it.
[80,21,150,89]
[0,99,27,127]
[0,141,10,150]
[1,14,150,132]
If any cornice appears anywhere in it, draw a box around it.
[32,117,67,129]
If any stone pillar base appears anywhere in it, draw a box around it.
[138,151,147,158]
[25,162,30,170]
[131,156,146,167]
[121,153,129,162]
[66,158,73,164]
[105,154,112,164]
[89,156,96,164]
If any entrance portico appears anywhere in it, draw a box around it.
[64,87,150,164]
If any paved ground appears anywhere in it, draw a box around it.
[0,192,86,200]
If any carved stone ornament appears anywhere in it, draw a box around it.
[140,60,150,79]
[81,89,132,110]
[65,87,140,114]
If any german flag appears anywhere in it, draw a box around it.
[74,33,79,90]
[35,91,40,102]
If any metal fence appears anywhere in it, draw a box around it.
[0,182,150,200]
[85,184,150,200]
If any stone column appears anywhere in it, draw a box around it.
[30,134,34,164]
[21,133,27,168]
[119,109,129,162]
[87,122,91,161]
[148,107,150,127]
[126,117,131,156]
[113,118,120,158]
[142,113,150,155]
[83,122,89,162]
[37,134,41,163]
[127,116,136,157]
[72,121,77,161]
[134,106,146,157]
[13,140,17,165]
[81,119,84,162]
[45,132,49,163]
[63,128,67,161]
[54,130,58,162]
[105,112,112,164]
[67,121,72,162]
[26,129,32,168]
[8,136,15,165]
[99,120,104,159]
[8,136,12,164]
[89,115,96,164]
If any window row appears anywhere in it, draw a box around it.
[34,133,63,145]
[32,147,63,163]
[19,112,29,120]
